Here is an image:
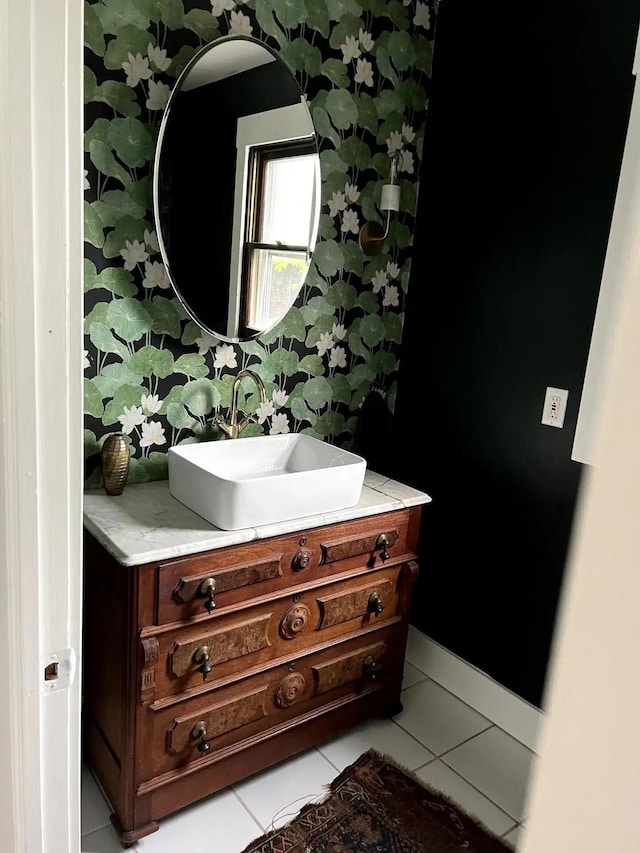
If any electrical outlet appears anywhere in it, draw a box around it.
[541,387,568,428]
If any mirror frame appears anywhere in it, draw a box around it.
[152,34,321,344]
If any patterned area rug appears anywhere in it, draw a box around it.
[241,749,515,852]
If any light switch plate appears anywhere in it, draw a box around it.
[541,387,568,428]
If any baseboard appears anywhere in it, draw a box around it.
[405,627,544,753]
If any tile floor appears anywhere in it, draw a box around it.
[81,627,535,851]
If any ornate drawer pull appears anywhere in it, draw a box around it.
[167,558,281,618]
[376,533,390,562]
[291,549,312,572]
[312,642,387,694]
[200,577,216,614]
[316,579,393,630]
[367,592,384,616]
[169,614,271,679]
[363,655,380,681]
[167,687,267,755]
[194,645,213,682]
[320,529,399,564]
[192,720,211,754]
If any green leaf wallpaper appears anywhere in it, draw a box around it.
[83,0,437,487]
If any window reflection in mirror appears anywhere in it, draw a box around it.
[153,36,320,343]
[242,140,316,332]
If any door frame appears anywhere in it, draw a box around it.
[0,2,84,851]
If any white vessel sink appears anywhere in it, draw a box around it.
[168,434,367,530]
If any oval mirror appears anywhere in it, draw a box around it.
[153,35,321,343]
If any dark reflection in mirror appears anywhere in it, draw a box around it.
[154,37,320,342]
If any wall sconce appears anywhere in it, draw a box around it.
[358,153,400,256]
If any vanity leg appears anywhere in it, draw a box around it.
[385,698,404,718]
[110,814,159,849]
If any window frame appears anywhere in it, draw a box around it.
[240,137,317,334]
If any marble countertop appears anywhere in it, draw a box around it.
[83,471,432,567]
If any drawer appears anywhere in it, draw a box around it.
[140,564,404,704]
[154,510,411,625]
[136,623,400,784]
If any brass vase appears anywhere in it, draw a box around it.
[101,433,130,496]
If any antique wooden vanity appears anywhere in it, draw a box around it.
[82,471,430,847]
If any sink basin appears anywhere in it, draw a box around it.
[168,434,367,530]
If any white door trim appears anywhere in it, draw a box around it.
[572,25,640,464]
[0,2,84,851]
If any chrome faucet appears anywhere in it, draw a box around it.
[212,369,267,439]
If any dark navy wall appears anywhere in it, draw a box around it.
[392,0,640,707]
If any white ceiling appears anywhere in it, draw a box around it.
[182,39,276,92]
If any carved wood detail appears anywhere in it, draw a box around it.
[274,673,306,708]
[320,529,399,564]
[140,636,159,706]
[316,580,393,630]
[171,557,282,603]
[291,549,312,571]
[166,687,267,754]
[82,504,424,842]
[169,614,272,678]
[312,642,386,695]
[279,604,311,640]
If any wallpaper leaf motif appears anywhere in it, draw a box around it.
[83,0,436,487]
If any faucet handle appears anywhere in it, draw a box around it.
[211,413,233,438]
[237,414,257,435]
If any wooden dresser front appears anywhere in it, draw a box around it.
[82,505,423,848]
